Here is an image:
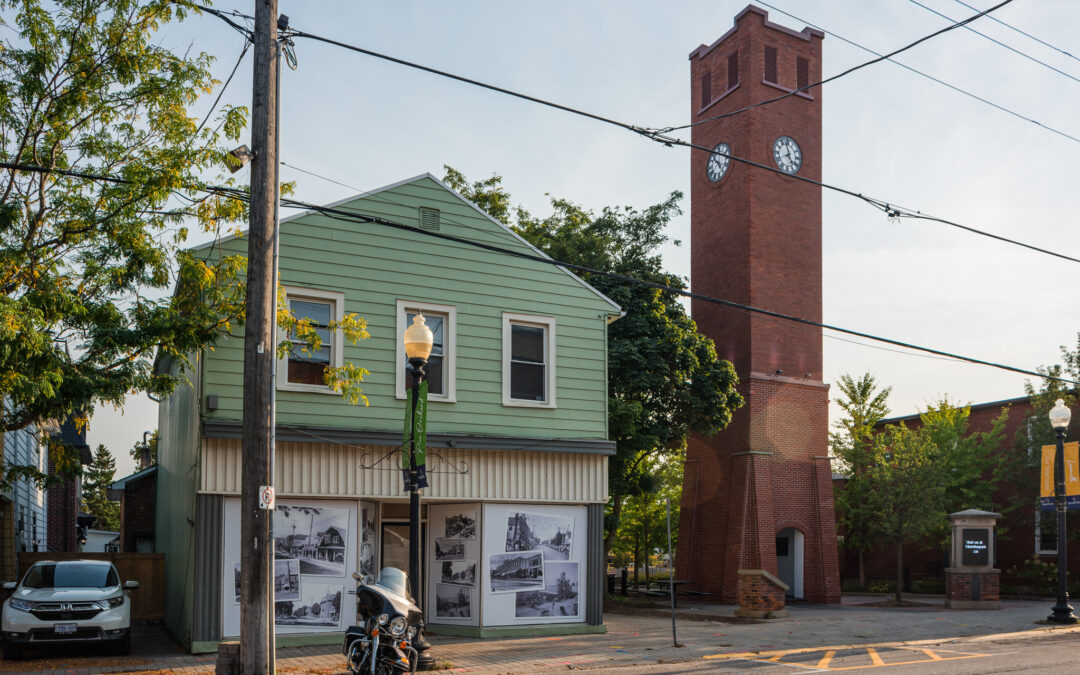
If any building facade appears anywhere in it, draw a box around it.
[0,424,49,578]
[156,174,619,651]
[675,5,841,604]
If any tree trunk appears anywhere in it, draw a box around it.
[895,540,903,602]
[858,549,867,589]
[603,497,622,571]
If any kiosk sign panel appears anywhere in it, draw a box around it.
[961,528,990,567]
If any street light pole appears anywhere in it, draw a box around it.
[1048,398,1077,624]
[407,355,426,598]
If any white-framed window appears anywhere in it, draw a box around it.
[277,286,345,394]
[1035,508,1058,555]
[395,300,456,402]
[502,313,556,408]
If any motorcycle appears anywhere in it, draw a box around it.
[342,567,424,674]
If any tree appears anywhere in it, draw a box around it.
[0,0,371,486]
[609,449,684,586]
[830,372,892,587]
[867,423,944,601]
[443,167,742,561]
[82,443,119,531]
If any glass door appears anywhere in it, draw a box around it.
[381,522,427,608]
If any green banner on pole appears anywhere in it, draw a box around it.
[402,380,429,490]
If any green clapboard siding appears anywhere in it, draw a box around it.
[196,174,618,440]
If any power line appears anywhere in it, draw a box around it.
[757,1,1080,147]
[667,0,1015,131]
[195,40,251,135]
[4,158,1074,386]
[232,12,1080,266]
[952,0,1080,65]
[909,0,1080,86]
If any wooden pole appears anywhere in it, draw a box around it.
[240,0,278,671]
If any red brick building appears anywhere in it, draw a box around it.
[675,5,840,604]
[45,418,91,552]
[843,396,1079,588]
[109,465,158,553]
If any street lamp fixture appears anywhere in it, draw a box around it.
[1048,398,1077,624]
[402,313,436,669]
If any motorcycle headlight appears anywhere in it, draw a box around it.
[8,598,34,612]
[406,626,417,639]
[376,613,389,626]
[389,616,408,636]
[99,595,124,610]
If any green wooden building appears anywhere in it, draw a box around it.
[154,174,620,651]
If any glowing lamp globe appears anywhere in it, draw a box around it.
[403,313,434,361]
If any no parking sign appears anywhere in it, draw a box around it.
[259,485,276,510]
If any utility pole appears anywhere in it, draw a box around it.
[240,0,278,672]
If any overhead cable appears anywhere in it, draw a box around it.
[952,0,1080,65]
[3,159,1074,386]
[757,1,1080,147]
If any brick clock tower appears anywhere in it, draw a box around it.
[676,5,841,604]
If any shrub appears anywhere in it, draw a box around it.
[912,578,945,595]
[1007,557,1057,597]
[867,580,896,593]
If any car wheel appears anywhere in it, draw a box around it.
[2,643,22,661]
[113,630,131,656]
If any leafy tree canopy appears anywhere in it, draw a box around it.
[0,0,371,486]
[442,167,742,553]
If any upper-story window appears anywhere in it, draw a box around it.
[396,300,456,402]
[502,313,556,408]
[764,45,778,84]
[278,287,345,393]
[727,51,739,90]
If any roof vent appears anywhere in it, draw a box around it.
[419,206,440,231]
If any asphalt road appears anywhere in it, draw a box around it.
[596,631,1080,673]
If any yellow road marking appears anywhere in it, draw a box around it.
[817,650,836,669]
[705,645,990,670]
[866,648,884,666]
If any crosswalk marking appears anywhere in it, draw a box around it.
[704,645,989,670]
[866,648,884,666]
[817,650,836,669]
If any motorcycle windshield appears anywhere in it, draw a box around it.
[374,567,413,603]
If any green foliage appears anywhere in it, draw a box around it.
[831,373,892,581]
[82,443,119,531]
[0,0,372,480]
[443,166,742,557]
[911,578,945,595]
[866,580,896,594]
[1007,556,1057,597]
[609,450,684,571]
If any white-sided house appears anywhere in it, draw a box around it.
[155,174,620,651]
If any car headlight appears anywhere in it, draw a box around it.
[389,616,408,636]
[99,595,124,610]
[376,613,389,626]
[8,598,35,612]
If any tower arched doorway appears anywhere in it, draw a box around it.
[776,528,804,599]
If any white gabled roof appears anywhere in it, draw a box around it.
[188,173,621,313]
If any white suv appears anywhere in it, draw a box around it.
[1,560,139,660]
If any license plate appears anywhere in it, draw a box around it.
[54,623,77,634]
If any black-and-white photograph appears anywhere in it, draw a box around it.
[274,582,343,628]
[359,502,376,582]
[505,511,573,560]
[440,560,477,587]
[444,509,477,539]
[274,504,349,576]
[489,551,544,592]
[435,583,471,618]
[435,537,465,561]
[238,559,302,603]
[515,562,579,619]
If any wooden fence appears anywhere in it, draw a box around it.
[15,552,165,620]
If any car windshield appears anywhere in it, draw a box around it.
[21,563,119,589]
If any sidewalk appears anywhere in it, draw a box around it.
[1,595,1075,674]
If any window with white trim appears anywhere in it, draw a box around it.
[396,300,456,402]
[277,287,345,393]
[502,313,556,407]
[1036,508,1057,555]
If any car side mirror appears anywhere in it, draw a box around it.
[123,580,140,591]
[1,581,15,591]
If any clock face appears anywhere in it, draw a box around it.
[706,143,731,182]
[773,135,802,174]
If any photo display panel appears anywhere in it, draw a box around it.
[426,502,481,627]
[222,498,358,636]
[481,503,586,626]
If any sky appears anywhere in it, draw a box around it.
[85,0,1080,477]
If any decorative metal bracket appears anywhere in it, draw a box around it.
[357,449,470,475]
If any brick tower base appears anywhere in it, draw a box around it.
[676,374,841,604]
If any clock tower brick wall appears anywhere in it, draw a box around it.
[675,5,841,604]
